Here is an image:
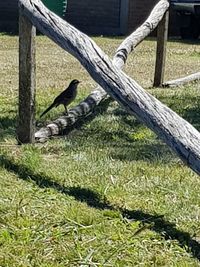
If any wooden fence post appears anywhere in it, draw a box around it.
[17,7,36,144]
[153,9,169,87]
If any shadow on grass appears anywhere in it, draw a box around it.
[109,142,173,163]
[67,108,175,163]
[0,116,16,141]
[150,93,200,131]
[182,106,200,131]
[59,90,200,164]
[167,38,200,45]
[1,155,200,261]
[62,97,113,136]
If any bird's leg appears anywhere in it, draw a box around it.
[63,105,68,115]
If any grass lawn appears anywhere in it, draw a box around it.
[0,34,200,266]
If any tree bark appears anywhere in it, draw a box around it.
[35,0,170,140]
[163,72,200,87]
[19,0,200,175]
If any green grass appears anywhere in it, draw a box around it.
[0,35,200,266]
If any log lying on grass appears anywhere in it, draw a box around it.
[163,72,200,87]
[35,0,170,140]
[19,0,200,175]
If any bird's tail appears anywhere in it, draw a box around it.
[40,102,55,118]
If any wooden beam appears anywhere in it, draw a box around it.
[17,7,36,144]
[153,9,169,87]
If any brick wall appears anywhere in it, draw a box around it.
[0,0,180,36]
[65,0,122,35]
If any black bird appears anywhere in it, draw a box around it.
[40,79,80,118]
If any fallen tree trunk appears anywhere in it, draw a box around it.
[35,0,169,140]
[20,0,200,175]
[163,72,200,87]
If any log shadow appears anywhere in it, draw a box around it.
[114,97,200,132]
[148,93,200,131]
[66,104,175,163]
[0,116,16,142]
[108,142,174,163]
[63,97,113,136]
[181,106,200,131]
[167,38,200,45]
[1,155,200,261]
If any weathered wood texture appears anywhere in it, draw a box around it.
[35,0,170,140]
[163,72,200,87]
[153,9,169,87]
[19,0,200,175]
[17,8,36,144]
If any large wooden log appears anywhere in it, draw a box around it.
[19,0,200,175]
[35,0,170,140]
[163,72,200,87]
